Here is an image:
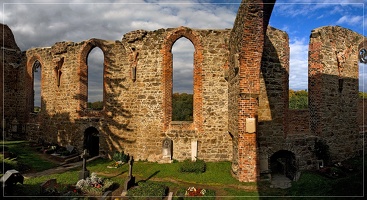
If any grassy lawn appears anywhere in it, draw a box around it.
[1,140,58,175]
[2,141,365,198]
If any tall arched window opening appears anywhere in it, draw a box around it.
[172,37,194,121]
[87,47,104,110]
[33,60,41,112]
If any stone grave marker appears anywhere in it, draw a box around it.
[191,140,198,161]
[121,156,135,195]
[40,179,57,194]
[162,138,173,160]
[1,169,24,195]
[79,149,90,180]
[66,145,74,153]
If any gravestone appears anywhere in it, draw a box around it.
[40,179,57,194]
[0,169,24,194]
[191,140,198,161]
[79,149,90,180]
[122,156,135,195]
[66,145,74,153]
[162,138,173,160]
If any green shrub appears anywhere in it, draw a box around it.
[179,159,206,173]
[127,181,167,199]
[113,151,130,163]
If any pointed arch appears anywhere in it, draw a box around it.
[26,54,44,114]
[172,37,194,121]
[77,39,107,115]
[161,27,203,131]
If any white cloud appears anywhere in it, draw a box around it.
[336,15,363,26]
[289,38,309,90]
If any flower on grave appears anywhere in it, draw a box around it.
[185,187,206,196]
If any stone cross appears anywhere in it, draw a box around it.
[128,156,134,177]
[122,156,135,195]
[79,149,90,180]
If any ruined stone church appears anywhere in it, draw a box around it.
[1,0,366,182]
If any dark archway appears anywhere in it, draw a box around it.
[270,150,297,180]
[83,127,100,157]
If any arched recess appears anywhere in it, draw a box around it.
[270,150,297,181]
[161,27,204,131]
[77,39,107,115]
[83,127,100,157]
[26,54,44,115]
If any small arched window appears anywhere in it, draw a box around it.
[33,60,41,112]
[87,47,104,110]
[172,37,194,121]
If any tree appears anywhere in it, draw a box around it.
[172,93,193,121]
[88,101,103,110]
[359,92,367,99]
[289,89,308,109]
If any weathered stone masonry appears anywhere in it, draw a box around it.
[2,0,366,182]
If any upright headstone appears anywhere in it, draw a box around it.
[122,156,135,195]
[40,179,57,194]
[79,149,90,180]
[0,169,24,195]
[191,140,198,161]
[162,138,173,160]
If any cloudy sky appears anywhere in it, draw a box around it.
[1,0,366,104]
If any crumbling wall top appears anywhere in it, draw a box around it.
[1,24,20,51]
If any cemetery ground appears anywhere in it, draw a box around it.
[1,140,364,199]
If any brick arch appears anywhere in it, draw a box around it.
[161,27,204,132]
[77,39,108,114]
[26,54,44,115]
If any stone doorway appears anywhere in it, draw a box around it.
[270,150,297,181]
[83,127,99,157]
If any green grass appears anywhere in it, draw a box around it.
[2,141,364,198]
[1,141,58,174]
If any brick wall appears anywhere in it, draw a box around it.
[309,26,365,161]
[228,0,275,182]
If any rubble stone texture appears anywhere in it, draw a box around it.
[1,0,366,182]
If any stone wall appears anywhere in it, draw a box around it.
[19,26,232,163]
[2,0,366,184]
[309,26,365,161]
[287,110,310,135]
[1,24,28,134]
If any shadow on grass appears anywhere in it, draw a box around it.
[136,170,160,184]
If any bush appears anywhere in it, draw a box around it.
[179,159,206,173]
[127,181,167,199]
[113,151,129,163]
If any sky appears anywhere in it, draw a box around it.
[1,0,366,104]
